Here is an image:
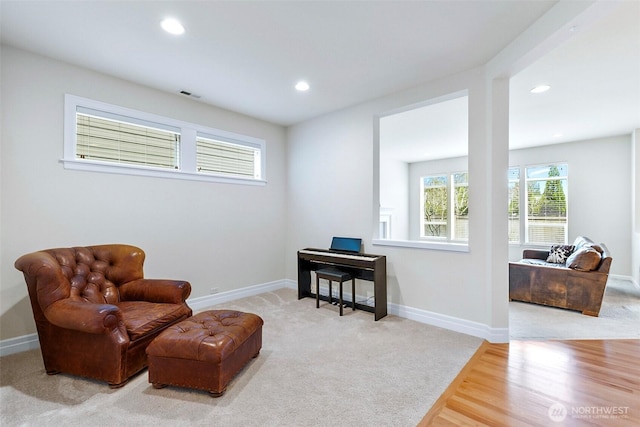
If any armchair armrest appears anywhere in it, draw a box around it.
[522,249,549,260]
[119,279,191,304]
[44,299,126,335]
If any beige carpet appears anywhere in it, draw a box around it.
[0,288,482,427]
[509,277,640,340]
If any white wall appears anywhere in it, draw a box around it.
[379,157,409,240]
[0,46,287,340]
[508,135,632,277]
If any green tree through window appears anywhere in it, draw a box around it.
[525,164,568,244]
[423,175,447,237]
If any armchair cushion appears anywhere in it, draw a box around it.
[118,301,192,340]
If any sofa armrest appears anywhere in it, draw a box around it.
[522,249,549,260]
[119,279,191,304]
[44,299,126,335]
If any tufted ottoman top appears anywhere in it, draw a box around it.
[146,310,263,364]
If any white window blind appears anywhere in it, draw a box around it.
[76,113,180,169]
[196,136,259,178]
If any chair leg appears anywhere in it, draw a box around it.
[329,281,333,305]
[316,274,320,309]
[351,278,356,311]
[339,281,344,316]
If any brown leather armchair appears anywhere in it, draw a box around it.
[15,244,192,388]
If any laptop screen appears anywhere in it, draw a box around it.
[330,237,362,253]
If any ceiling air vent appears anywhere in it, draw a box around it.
[179,90,201,99]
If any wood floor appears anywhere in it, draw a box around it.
[419,339,639,426]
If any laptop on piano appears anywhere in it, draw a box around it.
[329,236,362,254]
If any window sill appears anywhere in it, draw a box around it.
[60,159,267,186]
[372,239,469,252]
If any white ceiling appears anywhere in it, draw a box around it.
[1,1,638,162]
[381,1,640,163]
[1,0,555,126]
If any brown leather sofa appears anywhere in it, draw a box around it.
[15,244,192,388]
[509,236,612,316]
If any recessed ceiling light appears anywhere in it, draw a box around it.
[161,18,185,35]
[530,85,551,94]
[295,81,310,92]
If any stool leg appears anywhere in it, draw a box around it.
[339,281,343,316]
[316,274,320,309]
[329,281,333,305]
[352,278,356,311]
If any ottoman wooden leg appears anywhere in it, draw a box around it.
[152,383,167,389]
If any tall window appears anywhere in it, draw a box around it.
[64,94,266,185]
[422,175,448,238]
[525,164,568,244]
[508,167,520,243]
[452,172,469,240]
[421,172,469,241]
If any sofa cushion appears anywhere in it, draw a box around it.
[519,259,567,268]
[572,236,595,252]
[566,246,601,271]
[546,244,575,264]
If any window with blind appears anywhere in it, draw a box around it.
[196,135,260,179]
[63,94,266,185]
[524,164,568,244]
[420,172,469,242]
[76,113,180,169]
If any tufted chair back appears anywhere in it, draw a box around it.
[43,245,144,306]
[15,244,192,388]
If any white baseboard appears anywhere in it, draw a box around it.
[388,302,509,343]
[609,274,639,290]
[187,279,295,311]
[1,278,508,356]
[0,333,40,357]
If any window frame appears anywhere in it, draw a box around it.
[63,94,267,185]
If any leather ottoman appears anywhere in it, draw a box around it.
[146,309,263,397]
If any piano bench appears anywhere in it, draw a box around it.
[315,267,356,316]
